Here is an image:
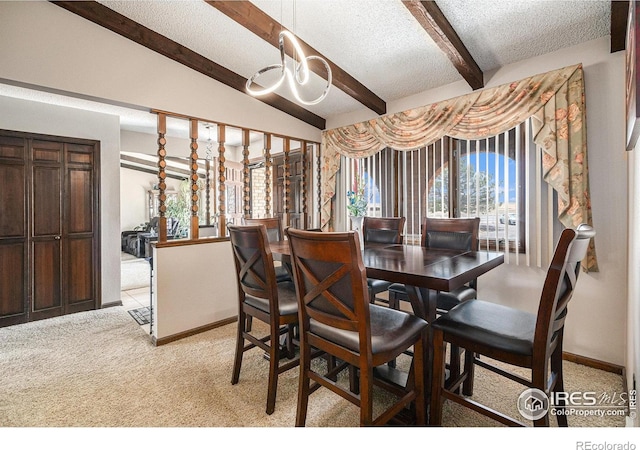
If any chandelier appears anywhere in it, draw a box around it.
[246,29,332,106]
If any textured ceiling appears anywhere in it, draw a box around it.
[0,0,612,136]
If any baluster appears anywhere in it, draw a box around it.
[264,134,272,217]
[157,113,168,243]
[189,119,199,239]
[218,124,227,236]
[242,129,251,220]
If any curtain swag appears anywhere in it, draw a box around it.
[320,63,597,271]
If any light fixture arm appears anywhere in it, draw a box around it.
[246,30,332,106]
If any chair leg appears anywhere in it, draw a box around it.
[325,354,338,381]
[266,325,280,415]
[349,365,360,394]
[413,331,426,425]
[387,290,398,368]
[551,338,568,426]
[368,288,376,304]
[296,339,312,427]
[461,347,476,396]
[388,290,398,310]
[448,344,461,393]
[429,328,447,426]
[285,324,296,359]
[359,365,374,426]
[231,310,246,385]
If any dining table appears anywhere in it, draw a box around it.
[271,240,503,320]
[270,239,504,389]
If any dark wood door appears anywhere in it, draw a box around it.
[0,135,29,326]
[64,143,99,314]
[31,140,63,321]
[0,131,100,327]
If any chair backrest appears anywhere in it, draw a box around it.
[243,217,283,243]
[286,228,372,354]
[421,217,480,251]
[533,224,595,361]
[228,225,279,314]
[362,217,405,244]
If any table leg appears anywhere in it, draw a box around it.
[404,286,436,413]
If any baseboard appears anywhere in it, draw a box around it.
[152,316,237,346]
[101,301,123,308]
[563,351,624,375]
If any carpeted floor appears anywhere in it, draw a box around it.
[121,254,151,291]
[0,307,626,429]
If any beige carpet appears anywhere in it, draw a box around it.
[0,307,626,428]
[121,256,151,291]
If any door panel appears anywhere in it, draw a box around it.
[0,136,28,326]
[68,168,93,233]
[65,143,98,312]
[0,243,27,325]
[66,237,94,312]
[32,239,62,319]
[32,166,62,237]
[0,162,26,237]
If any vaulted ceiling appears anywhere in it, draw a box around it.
[46,0,621,132]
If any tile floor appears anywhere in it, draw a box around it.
[121,285,151,334]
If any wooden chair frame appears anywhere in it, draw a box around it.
[429,225,595,426]
[228,224,299,415]
[286,228,427,426]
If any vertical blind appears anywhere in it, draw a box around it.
[342,118,556,268]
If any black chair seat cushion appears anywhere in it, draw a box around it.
[243,282,298,317]
[310,304,428,356]
[388,283,476,312]
[432,299,536,357]
[367,278,392,294]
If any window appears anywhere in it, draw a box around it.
[343,123,529,253]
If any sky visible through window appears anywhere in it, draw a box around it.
[467,153,516,204]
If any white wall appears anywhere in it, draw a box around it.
[328,37,628,366]
[0,96,121,307]
[120,167,183,231]
[153,240,238,340]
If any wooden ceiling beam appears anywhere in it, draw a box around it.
[50,1,326,129]
[206,0,387,115]
[611,0,630,53]
[402,0,484,90]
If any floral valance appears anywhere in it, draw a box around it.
[320,64,597,271]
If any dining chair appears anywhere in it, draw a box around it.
[228,224,300,415]
[387,217,479,375]
[429,224,596,426]
[243,217,291,283]
[361,216,406,304]
[286,228,428,426]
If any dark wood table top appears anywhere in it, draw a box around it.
[270,240,504,297]
[362,244,504,293]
